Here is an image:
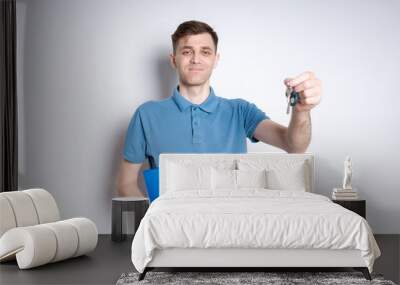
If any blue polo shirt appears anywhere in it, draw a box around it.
[123,86,269,168]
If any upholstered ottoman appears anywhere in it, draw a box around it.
[0,188,98,269]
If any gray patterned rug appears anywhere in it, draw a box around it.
[116,271,397,285]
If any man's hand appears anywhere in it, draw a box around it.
[284,71,322,113]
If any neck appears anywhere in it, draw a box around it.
[178,81,210,105]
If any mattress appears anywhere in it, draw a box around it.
[131,189,381,273]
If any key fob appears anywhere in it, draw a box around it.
[290,91,300,106]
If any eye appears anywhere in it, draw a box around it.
[182,50,191,55]
[202,50,211,55]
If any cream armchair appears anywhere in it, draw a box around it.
[0,188,98,269]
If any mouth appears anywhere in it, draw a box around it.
[189,68,204,72]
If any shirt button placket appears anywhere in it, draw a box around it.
[192,106,201,144]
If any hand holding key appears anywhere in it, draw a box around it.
[284,71,322,113]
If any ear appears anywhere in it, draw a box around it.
[213,53,220,69]
[169,53,177,69]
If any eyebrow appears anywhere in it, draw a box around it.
[180,46,214,51]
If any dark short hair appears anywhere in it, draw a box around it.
[171,20,218,54]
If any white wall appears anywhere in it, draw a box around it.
[16,0,400,234]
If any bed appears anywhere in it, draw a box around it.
[130,153,381,281]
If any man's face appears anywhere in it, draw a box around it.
[170,33,219,87]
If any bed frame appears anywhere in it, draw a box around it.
[138,153,372,281]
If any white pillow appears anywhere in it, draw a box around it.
[237,159,310,191]
[236,169,268,188]
[211,168,268,190]
[266,168,306,191]
[166,162,212,191]
[211,168,237,190]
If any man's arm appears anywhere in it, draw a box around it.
[116,159,146,197]
[252,110,311,153]
[286,109,311,153]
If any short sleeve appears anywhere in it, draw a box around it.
[240,99,270,143]
[123,107,147,163]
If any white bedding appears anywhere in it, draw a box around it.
[131,189,381,273]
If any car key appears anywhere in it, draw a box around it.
[290,90,300,107]
[285,86,300,114]
[285,86,293,114]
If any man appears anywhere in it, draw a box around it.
[117,20,322,197]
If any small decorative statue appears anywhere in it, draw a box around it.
[342,156,353,190]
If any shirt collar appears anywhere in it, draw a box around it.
[172,85,219,113]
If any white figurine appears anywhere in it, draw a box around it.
[342,156,353,190]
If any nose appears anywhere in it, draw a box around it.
[190,52,200,64]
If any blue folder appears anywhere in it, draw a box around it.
[143,167,159,203]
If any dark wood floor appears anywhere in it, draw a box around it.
[0,235,398,285]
